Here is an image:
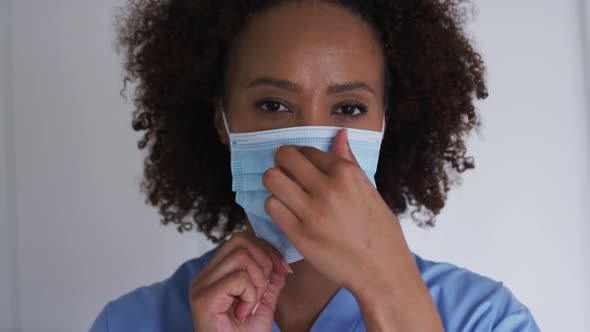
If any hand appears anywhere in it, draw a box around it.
[261,129,444,331]
[189,231,291,332]
[261,129,413,294]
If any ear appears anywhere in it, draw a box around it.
[212,97,229,145]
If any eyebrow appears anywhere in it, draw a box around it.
[245,77,376,96]
[326,81,376,96]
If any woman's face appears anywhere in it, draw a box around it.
[214,1,386,143]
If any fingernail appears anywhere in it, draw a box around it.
[252,300,261,315]
[281,259,294,274]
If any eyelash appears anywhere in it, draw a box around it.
[254,99,368,120]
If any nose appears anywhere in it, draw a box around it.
[294,106,331,127]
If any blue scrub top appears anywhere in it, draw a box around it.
[90,242,541,331]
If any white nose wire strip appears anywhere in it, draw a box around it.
[220,106,385,141]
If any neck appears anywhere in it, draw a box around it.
[244,225,340,331]
[275,257,340,331]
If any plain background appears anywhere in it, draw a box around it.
[1,0,589,331]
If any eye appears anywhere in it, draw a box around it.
[255,100,290,113]
[333,102,368,117]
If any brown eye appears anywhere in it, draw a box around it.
[255,100,290,113]
[334,103,368,116]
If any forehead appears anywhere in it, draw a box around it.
[227,2,385,88]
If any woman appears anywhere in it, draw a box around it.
[91,0,540,331]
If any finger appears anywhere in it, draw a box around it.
[244,268,287,319]
[249,236,293,276]
[273,145,326,193]
[262,167,312,221]
[203,269,258,322]
[198,232,274,280]
[297,146,340,174]
[331,128,359,164]
[199,247,269,301]
[264,195,303,242]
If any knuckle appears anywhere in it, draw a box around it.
[262,168,276,186]
[275,145,298,164]
[245,240,273,276]
[233,247,251,261]
[275,145,291,158]
[264,195,277,213]
[323,186,338,201]
[261,260,274,278]
[313,207,328,224]
[236,269,250,283]
[274,147,285,164]
[298,146,315,156]
[255,238,280,261]
[258,251,275,273]
[333,161,357,177]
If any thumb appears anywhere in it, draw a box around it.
[331,128,359,164]
[250,269,287,319]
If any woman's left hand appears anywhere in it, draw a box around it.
[262,128,444,331]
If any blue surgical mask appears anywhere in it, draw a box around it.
[221,106,385,263]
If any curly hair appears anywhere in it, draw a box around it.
[114,0,487,243]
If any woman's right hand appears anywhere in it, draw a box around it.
[189,231,292,331]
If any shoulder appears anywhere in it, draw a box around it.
[89,244,222,332]
[412,253,541,331]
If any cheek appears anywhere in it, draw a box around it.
[223,103,269,133]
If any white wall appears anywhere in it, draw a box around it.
[3,0,588,331]
[9,2,215,331]
[401,1,590,331]
[1,0,18,330]
[583,0,590,114]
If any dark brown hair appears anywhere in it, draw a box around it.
[114,0,487,243]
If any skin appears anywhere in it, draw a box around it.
[190,2,445,331]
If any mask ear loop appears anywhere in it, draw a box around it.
[220,102,232,136]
